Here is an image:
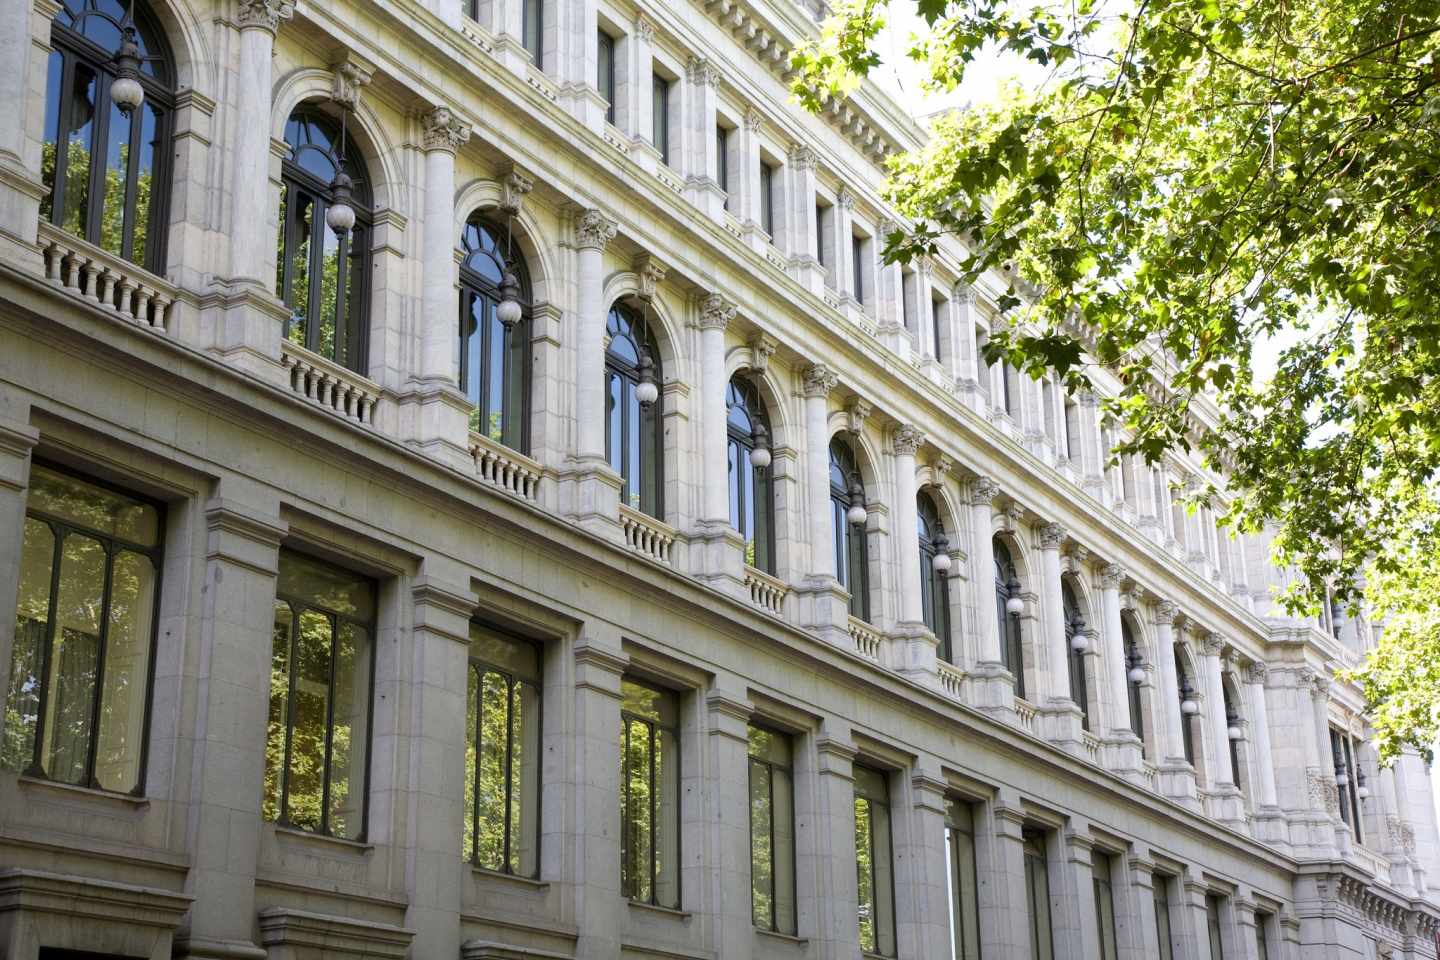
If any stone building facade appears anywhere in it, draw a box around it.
[0,0,1436,955]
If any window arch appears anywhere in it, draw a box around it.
[276,105,372,373]
[1175,646,1198,766]
[829,438,869,622]
[993,538,1026,699]
[1121,615,1145,750]
[1062,580,1089,730]
[1223,679,1244,796]
[917,491,951,661]
[726,377,775,573]
[605,303,664,518]
[40,0,174,271]
[458,214,531,451]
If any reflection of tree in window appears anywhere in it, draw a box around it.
[619,678,680,908]
[727,377,775,574]
[917,492,951,661]
[853,764,895,956]
[2,465,162,795]
[458,215,531,450]
[748,724,795,934]
[463,623,541,876]
[39,0,172,272]
[605,305,664,518]
[829,438,869,622]
[264,550,375,840]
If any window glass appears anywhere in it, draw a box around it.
[918,493,951,661]
[597,32,615,124]
[464,624,541,877]
[717,125,729,196]
[759,162,775,236]
[522,0,542,65]
[727,378,775,573]
[854,764,895,956]
[605,304,664,518]
[945,798,981,960]
[458,215,531,451]
[1122,618,1145,748]
[748,724,796,934]
[3,467,162,794]
[264,550,375,839]
[1254,912,1271,960]
[652,75,669,163]
[1093,851,1118,960]
[852,235,865,303]
[1062,581,1089,729]
[1024,830,1053,960]
[1206,894,1225,960]
[994,538,1026,698]
[830,439,869,621]
[621,678,680,908]
[1153,875,1175,960]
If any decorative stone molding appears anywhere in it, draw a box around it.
[686,56,720,87]
[1155,600,1179,625]
[330,54,373,109]
[421,105,470,154]
[1311,673,1332,701]
[501,169,534,215]
[1307,768,1340,816]
[969,476,1001,506]
[574,209,617,250]
[787,142,816,170]
[1039,522,1066,550]
[1101,563,1125,590]
[933,453,954,476]
[699,293,737,330]
[635,14,655,41]
[258,907,413,959]
[748,334,778,374]
[744,107,764,132]
[835,185,855,210]
[846,397,871,435]
[1067,543,1090,567]
[1199,632,1226,658]
[801,363,838,398]
[634,255,666,302]
[236,0,294,31]
[892,424,924,456]
[1244,661,1269,685]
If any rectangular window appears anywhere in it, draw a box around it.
[931,297,945,361]
[1254,912,1272,960]
[852,234,866,304]
[1093,851,1118,960]
[2,465,163,794]
[621,678,680,908]
[463,623,541,876]
[901,273,916,333]
[1064,399,1080,461]
[759,161,776,236]
[652,75,670,164]
[1206,894,1226,960]
[1024,830,1054,960]
[1153,874,1175,960]
[265,549,376,840]
[748,724,796,934]
[716,125,730,198]
[945,799,981,960]
[815,203,828,267]
[597,32,616,125]
[854,764,896,956]
[522,0,542,64]
[1330,728,1363,841]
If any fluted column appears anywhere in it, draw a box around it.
[1244,663,1277,806]
[802,365,838,580]
[419,107,471,385]
[700,294,736,525]
[1154,602,1185,762]
[969,478,1002,665]
[1101,564,1131,736]
[573,209,617,463]
[1200,635,1235,788]
[892,426,925,626]
[1038,522,1069,703]
[231,0,293,285]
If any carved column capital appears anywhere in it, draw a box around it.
[1039,522,1066,550]
[787,142,816,170]
[634,255,666,302]
[892,425,925,457]
[574,209,617,251]
[1199,632,1227,658]
[744,107,764,133]
[1100,563,1125,590]
[421,105,471,154]
[501,169,534,215]
[969,477,1001,506]
[236,0,294,32]
[1155,600,1179,626]
[1245,661,1269,685]
[699,294,737,331]
[635,13,656,42]
[801,364,838,398]
[836,185,855,210]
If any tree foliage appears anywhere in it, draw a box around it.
[790,0,1440,759]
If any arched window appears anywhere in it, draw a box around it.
[1121,616,1145,749]
[605,303,663,518]
[1223,681,1243,795]
[1062,581,1089,730]
[917,492,951,661]
[993,539,1026,699]
[40,0,173,270]
[276,106,371,373]
[726,377,774,573]
[1176,647,1197,765]
[829,438,869,622]
[458,215,530,451]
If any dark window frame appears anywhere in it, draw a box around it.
[759,161,775,236]
[652,74,670,164]
[829,438,870,622]
[1062,580,1089,729]
[747,722,797,935]
[457,213,532,454]
[854,763,898,957]
[597,31,616,125]
[4,460,165,796]
[1023,828,1054,960]
[727,377,776,574]
[993,539,1026,699]
[604,302,665,519]
[619,677,682,909]
[917,492,952,662]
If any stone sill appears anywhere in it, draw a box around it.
[18,774,149,808]
[626,899,692,921]
[471,866,550,891]
[273,825,374,856]
[755,928,808,947]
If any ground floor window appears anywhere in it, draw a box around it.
[620,678,681,908]
[748,724,796,934]
[854,764,896,956]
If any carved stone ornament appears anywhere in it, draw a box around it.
[634,255,667,302]
[1245,661,1269,685]
[1200,632,1227,658]
[787,143,816,170]
[835,185,855,210]
[934,454,955,477]
[237,0,294,32]
[892,425,925,457]
[699,293,737,331]
[330,57,373,110]
[635,14,655,42]
[1101,563,1125,590]
[748,335,778,374]
[846,398,871,436]
[1039,522,1066,550]
[575,209,617,251]
[970,477,1001,507]
[1155,600,1179,626]
[501,169,534,215]
[421,106,470,154]
[744,107,764,133]
[801,364,838,398]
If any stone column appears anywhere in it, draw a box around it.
[891,426,934,680]
[797,365,847,641]
[0,414,39,692]
[706,682,755,960]
[967,478,1013,711]
[953,288,985,412]
[570,633,628,960]
[418,107,470,386]
[1101,564,1131,737]
[1182,879,1213,960]
[1244,663,1277,807]
[699,294,735,525]
[402,577,476,960]
[0,0,48,270]
[1377,766,1417,892]
[736,108,762,233]
[902,766,952,960]
[1059,829,1099,959]
[174,500,288,960]
[834,187,856,302]
[683,57,724,219]
[573,209,617,463]
[985,797,1033,959]
[1154,602,1184,761]
[1200,636,1235,788]
[785,144,823,293]
[813,733,862,960]
[626,17,655,156]
[1038,523,1071,704]
[1127,855,1162,960]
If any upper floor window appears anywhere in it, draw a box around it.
[716,124,730,197]
[1093,850,1118,960]
[917,492,952,661]
[1062,580,1089,729]
[276,106,371,373]
[851,234,866,304]
[854,764,896,956]
[458,214,530,451]
[1330,727,1363,840]
[727,377,775,573]
[652,74,670,164]
[1023,829,1054,960]
[829,438,869,622]
[945,798,981,960]
[1153,873,1176,960]
[40,0,173,272]
[597,31,616,125]
[931,297,946,361]
[464,623,541,877]
[815,201,831,270]
[522,0,543,66]
[1176,648,1198,766]
[759,161,776,236]
[748,724,796,935]
[605,303,664,518]
[994,538,1026,698]
[3,465,162,794]
[1223,681,1243,796]
[620,678,680,908]
[1122,617,1145,749]
[265,549,376,840]
[1063,397,1080,461]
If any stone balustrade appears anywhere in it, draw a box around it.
[848,617,883,663]
[937,661,965,700]
[38,222,175,332]
[619,504,676,565]
[743,564,788,616]
[1014,698,1038,734]
[280,343,381,427]
[470,431,543,503]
